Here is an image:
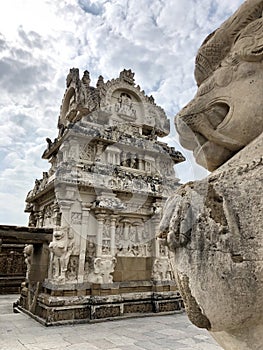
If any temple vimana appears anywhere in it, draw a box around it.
[9,67,185,324]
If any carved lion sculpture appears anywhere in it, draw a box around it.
[49,227,74,282]
[176,0,263,172]
[160,1,263,349]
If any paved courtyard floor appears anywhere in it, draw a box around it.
[0,295,222,350]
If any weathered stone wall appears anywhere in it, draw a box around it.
[0,225,52,294]
[0,241,26,294]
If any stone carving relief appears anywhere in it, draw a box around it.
[110,124,141,138]
[23,244,33,280]
[158,159,174,177]
[66,256,79,281]
[87,257,117,284]
[115,219,152,257]
[71,212,82,225]
[25,203,37,227]
[60,68,100,126]
[49,227,75,282]
[152,257,173,281]
[93,195,126,211]
[79,144,95,162]
[158,239,168,257]
[102,219,111,255]
[79,70,91,106]
[1,250,25,276]
[119,68,135,85]
[115,92,137,120]
[43,205,53,227]
[39,172,49,191]
[146,104,167,130]
[66,67,79,88]
[84,241,96,279]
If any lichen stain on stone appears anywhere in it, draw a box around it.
[205,184,227,227]
[176,272,211,330]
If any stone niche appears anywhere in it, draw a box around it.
[16,68,185,325]
[160,1,263,349]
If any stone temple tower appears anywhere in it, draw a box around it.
[19,68,185,324]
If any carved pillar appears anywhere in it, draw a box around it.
[32,211,38,228]
[60,201,72,227]
[53,202,61,226]
[155,238,160,258]
[96,212,106,256]
[138,157,143,170]
[121,152,128,167]
[110,152,114,164]
[123,219,130,241]
[78,205,91,282]
[144,155,154,173]
[151,215,161,258]
[38,211,44,228]
[130,153,136,168]
[110,216,117,255]
[116,152,120,165]
[69,139,79,160]
[96,142,104,162]
[60,141,69,162]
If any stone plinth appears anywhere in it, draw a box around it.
[16,280,182,325]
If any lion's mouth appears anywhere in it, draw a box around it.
[251,46,263,55]
[205,102,230,129]
[176,101,234,150]
[175,101,243,170]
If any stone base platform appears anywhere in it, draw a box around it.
[14,280,184,326]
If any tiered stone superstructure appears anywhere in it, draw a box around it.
[19,68,185,324]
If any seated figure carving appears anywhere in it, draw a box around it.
[160,1,263,349]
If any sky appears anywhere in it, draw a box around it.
[0,0,244,225]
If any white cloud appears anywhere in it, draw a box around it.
[0,0,243,224]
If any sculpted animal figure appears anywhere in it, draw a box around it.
[160,1,263,349]
[49,227,74,282]
[176,0,263,171]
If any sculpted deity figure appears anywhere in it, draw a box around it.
[152,258,173,281]
[160,1,263,349]
[87,257,117,284]
[23,244,33,280]
[49,227,74,282]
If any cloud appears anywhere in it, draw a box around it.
[78,0,105,16]
[17,26,44,49]
[0,57,51,94]
[0,0,244,225]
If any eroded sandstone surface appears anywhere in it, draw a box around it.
[160,1,263,349]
